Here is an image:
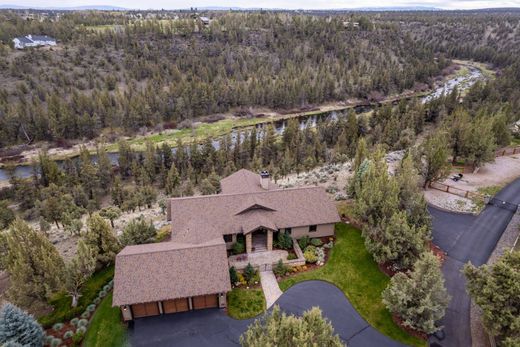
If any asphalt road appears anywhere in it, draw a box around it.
[129,281,405,347]
[429,177,520,347]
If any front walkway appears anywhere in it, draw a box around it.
[259,271,282,309]
[228,250,288,270]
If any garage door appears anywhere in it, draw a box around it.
[162,298,190,314]
[131,302,160,318]
[192,294,218,310]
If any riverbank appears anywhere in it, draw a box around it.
[0,59,491,173]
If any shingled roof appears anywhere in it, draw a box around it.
[113,239,230,306]
[220,168,279,194]
[168,186,340,243]
[113,169,339,307]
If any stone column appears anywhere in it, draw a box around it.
[246,233,252,254]
[267,230,273,251]
[121,306,133,321]
[218,292,227,308]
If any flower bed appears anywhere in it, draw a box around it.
[43,280,114,347]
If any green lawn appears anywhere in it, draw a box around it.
[39,266,114,327]
[83,292,128,347]
[227,288,266,320]
[279,224,426,347]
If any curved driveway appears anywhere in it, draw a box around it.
[130,281,405,347]
[429,177,520,347]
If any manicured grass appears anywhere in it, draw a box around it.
[83,292,128,347]
[279,224,427,347]
[227,288,266,320]
[39,266,114,327]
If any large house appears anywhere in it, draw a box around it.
[13,35,57,49]
[113,169,340,321]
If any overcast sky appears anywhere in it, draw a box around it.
[6,0,520,10]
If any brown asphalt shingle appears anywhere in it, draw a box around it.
[113,239,231,306]
[220,168,279,194]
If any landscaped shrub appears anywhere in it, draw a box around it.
[287,253,297,260]
[237,273,247,286]
[51,337,62,347]
[86,304,96,312]
[298,236,310,249]
[243,263,257,285]
[273,260,289,277]
[98,290,107,298]
[52,322,64,332]
[93,297,101,305]
[72,331,85,346]
[316,247,325,265]
[304,248,318,264]
[63,330,74,339]
[311,238,323,247]
[76,326,87,334]
[77,319,88,328]
[232,241,245,254]
[80,311,90,319]
[276,232,293,250]
[229,266,238,286]
[103,284,111,291]
[44,335,54,345]
[304,245,316,253]
[70,318,79,327]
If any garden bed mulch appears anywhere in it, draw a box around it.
[391,314,428,341]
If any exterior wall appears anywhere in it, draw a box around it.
[290,223,335,239]
[121,305,133,321]
[267,230,273,251]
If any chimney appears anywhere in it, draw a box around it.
[260,170,270,190]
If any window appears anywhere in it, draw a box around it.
[224,234,233,243]
[309,225,317,232]
[285,228,292,235]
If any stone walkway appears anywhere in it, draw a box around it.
[259,270,283,309]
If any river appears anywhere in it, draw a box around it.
[0,66,484,182]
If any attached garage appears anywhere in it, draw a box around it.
[131,302,160,319]
[162,298,190,314]
[192,294,219,310]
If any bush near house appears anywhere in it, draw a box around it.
[232,241,245,254]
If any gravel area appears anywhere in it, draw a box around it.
[470,209,520,347]
[424,189,477,213]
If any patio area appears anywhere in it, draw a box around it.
[228,250,289,270]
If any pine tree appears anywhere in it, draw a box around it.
[240,305,343,347]
[99,206,122,228]
[0,303,44,347]
[382,252,449,334]
[3,219,65,305]
[84,213,120,268]
[165,163,180,195]
[65,239,96,307]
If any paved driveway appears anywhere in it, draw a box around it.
[130,281,405,347]
[429,177,520,347]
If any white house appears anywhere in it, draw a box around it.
[13,35,57,49]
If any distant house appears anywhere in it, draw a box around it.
[112,169,340,321]
[13,35,57,49]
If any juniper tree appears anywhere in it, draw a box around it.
[382,252,449,334]
[464,251,520,343]
[0,303,44,347]
[165,163,180,195]
[240,305,343,347]
[0,200,15,230]
[120,216,157,246]
[365,211,429,270]
[3,219,65,306]
[65,239,96,307]
[84,213,120,268]
[99,206,122,228]
[420,130,450,188]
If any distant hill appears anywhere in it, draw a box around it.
[0,4,129,10]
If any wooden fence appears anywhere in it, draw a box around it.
[496,146,520,157]
[428,181,484,200]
